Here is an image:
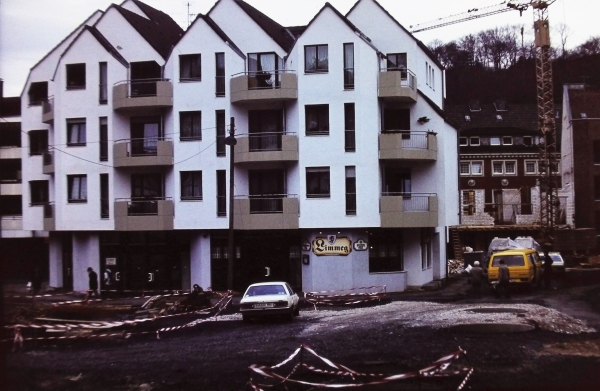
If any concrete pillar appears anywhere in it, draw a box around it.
[72,233,100,292]
[190,232,212,290]
[48,232,63,288]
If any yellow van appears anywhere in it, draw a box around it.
[487,249,543,287]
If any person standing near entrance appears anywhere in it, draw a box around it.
[87,267,99,297]
[496,259,511,299]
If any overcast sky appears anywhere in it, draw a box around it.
[0,0,597,96]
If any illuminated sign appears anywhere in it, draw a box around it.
[312,237,352,256]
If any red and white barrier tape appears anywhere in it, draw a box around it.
[7,289,192,300]
[248,344,472,390]
[305,289,387,310]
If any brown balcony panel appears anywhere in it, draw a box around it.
[113,81,173,111]
[43,163,54,175]
[0,183,22,195]
[114,200,174,231]
[42,100,54,124]
[379,133,437,161]
[234,135,298,164]
[233,197,299,230]
[230,73,297,104]
[113,140,174,167]
[1,217,23,231]
[378,71,417,102]
[380,195,438,228]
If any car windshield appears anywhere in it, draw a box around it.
[245,285,287,297]
[550,254,563,263]
[492,255,525,267]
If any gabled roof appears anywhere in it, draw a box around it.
[182,14,245,60]
[290,2,382,57]
[130,0,183,34]
[51,26,129,81]
[231,0,296,52]
[446,103,540,132]
[286,25,307,39]
[347,0,443,69]
[114,4,183,60]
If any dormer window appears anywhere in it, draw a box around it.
[468,100,481,112]
[494,100,508,111]
[470,136,480,146]
[502,136,513,145]
[459,137,468,146]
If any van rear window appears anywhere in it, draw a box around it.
[492,255,525,267]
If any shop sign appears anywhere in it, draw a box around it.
[106,257,117,266]
[353,239,368,251]
[313,236,352,256]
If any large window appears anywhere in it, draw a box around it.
[68,175,87,203]
[131,173,163,198]
[249,110,283,151]
[216,110,226,157]
[217,170,226,216]
[304,44,328,73]
[99,62,107,104]
[387,53,407,77]
[99,117,108,161]
[179,54,201,81]
[383,108,410,132]
[100,174,109,218]
[131,116,161,155]
[181,171,202,201]
[345,166,356,215]
[248,52,280,89]
[460,161,483,176]
[29,130,48,155]
[180,111,202,141]
[369,232,403,273]
[343,43,354,89]
[28,82,48,106]
[67,119,86,146]
[305,104,329,136]
[215,53,225,97]
[306,167,330,198]
[66,63,86,89]
[30,180,49,205]
[344,103,355,152]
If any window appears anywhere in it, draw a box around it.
[345,166,356,215]
[216,110,226,157]
[462,190,475,215]
[305,104,329,135]
[523,136,533,146]
[306,167,330,198]
[343,43,354,89]
[344,103,355,152]
[68,175,87,203]
[492,160,517,175]
[100,174,109,218]
[179,54,201,81]
[249,110,283,151]
[181,171,202,200]
[387,53,407,77]
[131,173,163,198]
[248,52,280,89]
[490,137,501,146]
[460,161,483,176]
[215,53,225,96]
[99,62,107,104]
[594,140,600,164]
[304,44,328,73]
[217,170,226,216]
[99,117,108,161]
[525,160,538,174]
[29,130,48,155]
[30,180,49,205]
[131,116,161,155]
[421,229,432,269]
[67,118,86,146]
[66,63,86,89]
[502,136,513,145]
[369,233,403,273]
[470,136,480,146]
[180,111,202,141]
[459,137,468,146]
[383,108,410,132]
[28,82,48,105]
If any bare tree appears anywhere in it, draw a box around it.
[554,23,571,57]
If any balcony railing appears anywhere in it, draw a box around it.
[242,194,289,214]
[234,133,298,164]
[120,197,170,216]
[378,68,417,102]
[113,138,173,167]
[230,70,297,103]
[382,192,433,211]
[380,193,438,228]
[114,198,174,230]
[248,132,283,152]
[113,79,173,110]
[383,131,430,149]
[43,150,53,165]
[379,131,437,161]
[42,97,54,123]
[233,194,299,230]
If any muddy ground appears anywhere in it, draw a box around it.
[4,279,600,390]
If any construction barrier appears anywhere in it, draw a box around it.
[304,285,387,309]
[248,344,473,390]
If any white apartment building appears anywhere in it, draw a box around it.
[21,0,458,294]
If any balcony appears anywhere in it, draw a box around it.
[113,138,173,168]
[42,150,54,174]
[113,79,173,111]
[380,193,438,228]
[378,69,417,102]
[233,194,299,230]
[234,133,298,165]
[230,71,297,104]
[1,216,22,231]
[0,182,22,195]
[0,147,21,159]
[379,131,437,161]
[43,202,55,231]
[42,97,54,124]
[114,198,174,231]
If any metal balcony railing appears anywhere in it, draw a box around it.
[43,150,53,166]
[232,70,295,90]
[119,197,170,216]
[247,132,284,152]
[114,78,169,98]
[115,137,170,157]
[380,131,431,149]
[380,68,416,90]
[237,194,298,214]
[381,192,434,211]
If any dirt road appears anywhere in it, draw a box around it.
[5,281,600,390]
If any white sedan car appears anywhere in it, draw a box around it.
[239,282,299,322]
